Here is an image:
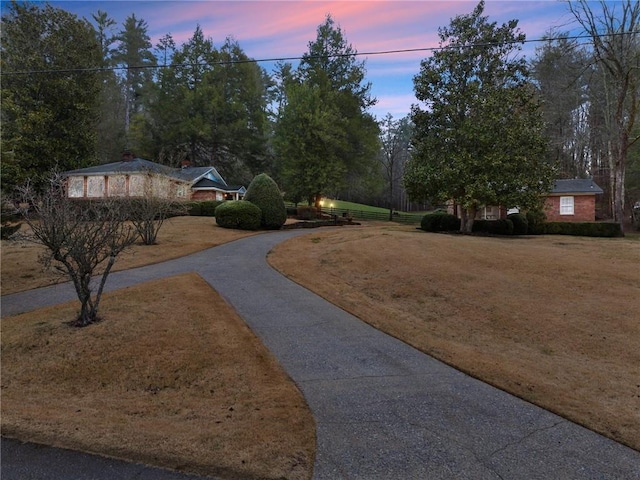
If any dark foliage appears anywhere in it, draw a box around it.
[186,200,225,216]
[420,212,461,232]
[542,221,623,237]
[214,200,261,230]
[243,173,286,230]
[472,219,514,235]
[507,213,529,235]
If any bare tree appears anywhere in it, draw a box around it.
[18,174,138,326]
[568,0,640,229]
[127,195,186,245]
[379,114,412,220]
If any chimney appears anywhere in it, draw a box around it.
[122,150,135,162]
[181,159,192,169]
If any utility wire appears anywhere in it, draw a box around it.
[1,31,637,76]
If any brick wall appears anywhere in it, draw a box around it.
[545,195,596,222]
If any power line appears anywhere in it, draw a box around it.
[1,31,637,77]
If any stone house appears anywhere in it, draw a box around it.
[64,152,245,201]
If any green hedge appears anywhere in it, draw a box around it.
[420,212,461,232]
[187,200,225,216]
[472,219,514,235]
[507,213,528,235]
[214,201,261,230]
[541,221,622,237]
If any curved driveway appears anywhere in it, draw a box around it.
[2,230,640,479]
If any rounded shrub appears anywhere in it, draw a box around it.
[507,213,528,235]
[243,173,287,230]
[214,201,261,230]
[420,212,460,232]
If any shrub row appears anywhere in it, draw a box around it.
[420,212,461,232]
[472,218,514,235]
[541,221,622,237]
[421,210,621,238]
[186,200,225,216]
[473,218,621,237]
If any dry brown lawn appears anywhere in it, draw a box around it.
[1,273,315,480]
[1,217,314,479]
[268,224,640,451]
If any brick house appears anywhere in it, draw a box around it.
[64,152,245,201]
[447,178,603,223]
[544,179,603,222]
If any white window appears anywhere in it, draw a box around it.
[129,175,145,196]
[87,176,105,197]
[560,196,574,215]
[176,184,187,198]
[67,177,84,198]
[108,175,127,197]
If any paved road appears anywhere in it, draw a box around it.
[2,229,640,479]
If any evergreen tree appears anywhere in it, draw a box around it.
[91,9,126,163]
[275,15,379,205]
[1,1,102,191]
[405,1,554,232]
[133,27,271,184]
[112,14,156,133]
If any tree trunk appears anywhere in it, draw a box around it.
[460,205,477,233]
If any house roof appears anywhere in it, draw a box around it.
[192,178,245,193]
[65,158,227,186]
[65,158,172,176]
[550,179,603,195]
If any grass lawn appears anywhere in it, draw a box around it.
[312,198,427,222]
[268,225,640,452]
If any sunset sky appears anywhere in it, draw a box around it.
[46,1,588,119]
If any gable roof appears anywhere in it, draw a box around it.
[192,178,245,193]
[64,158,225,186]
[550,179,603,195]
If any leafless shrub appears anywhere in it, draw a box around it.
[126,196,187,245]
[17,174,138,326]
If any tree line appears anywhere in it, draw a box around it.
[2,0,638,229]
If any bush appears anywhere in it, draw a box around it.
[507,213,528,235]
[201,200,224,216]
[185,200,224,216]
[526,209,546,235]
[214,201,261,230]
[186,201,202,216]
[541,221,622,237]
[472,219,514,235]
[420,212,461,232]
[243,173,286,230]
